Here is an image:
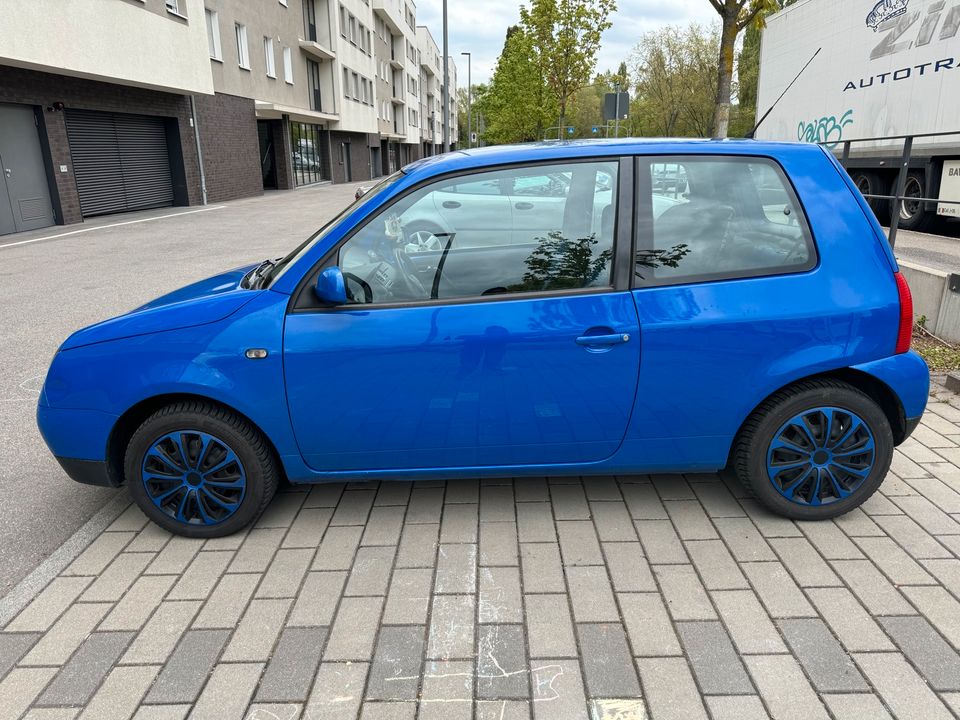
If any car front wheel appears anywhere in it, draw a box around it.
[125,401,278,537]
[734,380,893,520]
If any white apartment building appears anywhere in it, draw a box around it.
[0,0,457,237]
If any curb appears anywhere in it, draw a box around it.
[0,491,132,628]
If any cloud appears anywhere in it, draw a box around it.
[416,0,713,83]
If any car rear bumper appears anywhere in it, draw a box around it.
[851,350,930,441]
[904,415,922,441]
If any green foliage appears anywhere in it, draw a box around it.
[479,0,615,144]
[629,24,720,138]
[522,0,616,122]
[478,27,554,144]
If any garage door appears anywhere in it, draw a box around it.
[65,109,174,217]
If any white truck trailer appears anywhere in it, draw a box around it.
[756,0,960,231]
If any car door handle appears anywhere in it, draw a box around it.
[515,202,534,210]
[442,200,461,209]
[575,333,631,347]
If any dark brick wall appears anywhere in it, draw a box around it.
[0,66,202,225]
[330,131,375,183]
[270,118,296,191]
[193,92,262,203]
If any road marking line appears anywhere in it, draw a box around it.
[0,205,226,250]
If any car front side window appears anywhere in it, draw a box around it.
[337,160,619,305]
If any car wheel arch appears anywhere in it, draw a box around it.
[725,366,908,470]
[105,393,286,488]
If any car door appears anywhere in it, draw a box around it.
[283,158,640,472]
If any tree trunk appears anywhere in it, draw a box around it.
[713,14,739,138]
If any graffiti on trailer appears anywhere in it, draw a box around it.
[797,109,855,148]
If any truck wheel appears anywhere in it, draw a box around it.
[734,380,893,520]
[125,401,279,537]
[892,172,931,232]
[851,171,889,224]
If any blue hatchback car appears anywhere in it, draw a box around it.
[38,139,929,537]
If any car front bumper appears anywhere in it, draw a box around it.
[54,456,117,487]
[37,404,119,486]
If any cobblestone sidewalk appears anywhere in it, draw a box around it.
[4,390,960,720]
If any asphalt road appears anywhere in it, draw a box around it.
[895,222,960,273]
[0,182,363,596]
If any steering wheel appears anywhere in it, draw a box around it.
[343,271,373,304]
[392,246,428,298]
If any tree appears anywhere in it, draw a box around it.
[521,0,616,137]
[730,0,797,137]
[480,27,552,144]
[707,0,779,138]
[629,24,720,137]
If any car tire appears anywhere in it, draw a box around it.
[851,170,889,224]
[891,171,931,232]
[125,401,278,538]
[734,380,893,520]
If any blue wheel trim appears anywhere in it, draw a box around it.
[141,430,247,526]
[765,406,876,507]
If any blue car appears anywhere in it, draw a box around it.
[37,139,929,537]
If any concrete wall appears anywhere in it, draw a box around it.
[900,260,960,343]
[0,0,213,95]
[206,0,312,109]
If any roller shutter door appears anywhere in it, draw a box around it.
[65,110,174,217]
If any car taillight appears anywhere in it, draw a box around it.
[894,271,913,354]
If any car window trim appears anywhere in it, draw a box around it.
[630,153,820,290]
[289,155,632,314]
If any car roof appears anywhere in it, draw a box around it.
[401,138,822,179]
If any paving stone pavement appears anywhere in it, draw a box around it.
[5,386,960,719]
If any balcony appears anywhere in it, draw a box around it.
[299,39,336,61]
[372,0,405,34]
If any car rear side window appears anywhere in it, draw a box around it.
[634,156,815,287]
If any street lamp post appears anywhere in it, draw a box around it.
[442,0,449,152]
[461,52,472,148]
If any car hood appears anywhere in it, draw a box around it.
[60,264,261,351]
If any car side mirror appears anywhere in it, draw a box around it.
[314,266,347,306]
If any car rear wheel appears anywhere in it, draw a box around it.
[125,401,278,537]
[734,380,893,520]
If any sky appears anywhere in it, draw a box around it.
[415,0,712,85]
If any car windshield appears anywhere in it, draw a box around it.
[264,171,403,287]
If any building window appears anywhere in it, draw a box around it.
[307,60,322,111]
[205,9,222,60]
[303,0,317,42]
[283,46,294,83]
[279,0,287,5]
[291,122,329,185]
[264,37,276,77]
[235,23,249,69]
[166,0,180,14]
[352,72,360,101]
[342,67,350,99]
